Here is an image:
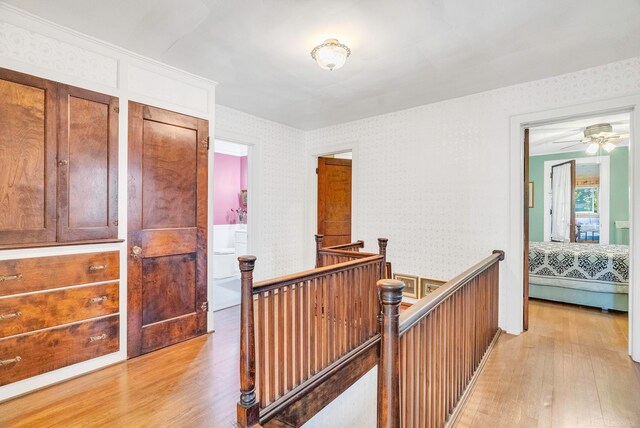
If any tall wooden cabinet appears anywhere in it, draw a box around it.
[0,68,119,248]
[0,69,57,245]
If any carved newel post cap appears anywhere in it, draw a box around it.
[377,279,404,305]
[315,234,324,240]
[378,238,389,244]
[238,255,257,271]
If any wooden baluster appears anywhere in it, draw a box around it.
[378,238,388,278]
[237,256,259,427]
[315,234,324,268]
[278,288,285,396]
[377,279,404,428]
[268,290,276,404]
[258,292,266,407]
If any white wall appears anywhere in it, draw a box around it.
[215,105,307,281]
[307,56,640,335]
[302,366,377,428]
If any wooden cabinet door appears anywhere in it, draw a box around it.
[317,157,352,247]
[0,69,57,246]
[127,102,208,357]
[57,85,119,241]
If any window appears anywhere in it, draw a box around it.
[575,186,598,214]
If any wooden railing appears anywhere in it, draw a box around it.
[237,249,386,426]
[315,234,388,272]
[377,250,504,428]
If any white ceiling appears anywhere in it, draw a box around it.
[529,112,630,156]
[8,0,640,130]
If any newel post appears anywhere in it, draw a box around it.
[237,256,259,427]
[315,234,324,268]
[377,279,404,428]
[378,238,388,278]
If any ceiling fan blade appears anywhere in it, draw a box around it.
[552,139,582,144]
[559,143,586,150]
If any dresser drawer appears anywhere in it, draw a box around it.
[0,282,119,337]
[0,315,119,386]
[0,252,119,296]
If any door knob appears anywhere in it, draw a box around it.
[131,245,142,259]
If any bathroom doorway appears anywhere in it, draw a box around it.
[212,140,249,311]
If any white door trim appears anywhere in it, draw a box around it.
[212,127,262,328]
[509,94,640,361]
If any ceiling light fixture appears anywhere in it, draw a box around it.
[310,39,351,71]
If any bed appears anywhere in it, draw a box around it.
[528,241,629,311]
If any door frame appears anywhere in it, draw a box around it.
[543,156,610,244]
[213,127,261,324]
[508,94,640,361]
[305,141,360,268]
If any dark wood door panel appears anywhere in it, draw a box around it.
[141,120,197,230]
[141,313,203,354]
[317,157,352,247]
[0,282,119,337]
[0,251,120,297]
[128,101,208,358]
[57,85,118,242]
[0,315,119,386]
[142,254,196,325]
[0,68,57,245]
[141,228,197,258]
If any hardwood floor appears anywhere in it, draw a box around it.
[3,299,639,427]
[455,299,640,428]
[0,307,241,428]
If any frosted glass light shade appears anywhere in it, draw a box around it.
[603,142,616,152]
[311,39,351,71]
[586,143,599,154]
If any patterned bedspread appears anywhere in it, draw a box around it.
[529,242,629,293]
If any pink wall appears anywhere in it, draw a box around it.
[214,153,248,224]
[240,156,248,190]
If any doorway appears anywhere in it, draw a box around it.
[212,139,249,311]
[127,102,209,358]
[523,110,631,337]
[317,152,352,247]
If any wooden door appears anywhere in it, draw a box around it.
[550,160,576,242]
[127,102,208,357]
[57,85,119,242]
[523,129,529,331]
[317,157,352,247]
[0,69,57,246]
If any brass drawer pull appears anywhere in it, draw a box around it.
[0,311,22,320]
[0,356,22,366]
[89,264,106,272]
[0,274,22,282]
[89,295,108,304]
[89,333,107,343]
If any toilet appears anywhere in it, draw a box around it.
[213,246,238,279]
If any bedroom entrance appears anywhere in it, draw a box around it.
[524,110,631,334]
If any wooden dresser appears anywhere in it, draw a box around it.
[0,252,120,386]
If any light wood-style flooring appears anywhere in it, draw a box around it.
[0,307,241,428]
[455,299,640,428]
[3,299,640,427]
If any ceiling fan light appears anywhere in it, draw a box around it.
[586,142,599,155]
[310,39,351,71]
[603,142,616,152]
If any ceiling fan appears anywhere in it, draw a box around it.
[553,123,629,154]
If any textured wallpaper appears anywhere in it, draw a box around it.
[215,105,307,280]
[307,57,640,282]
